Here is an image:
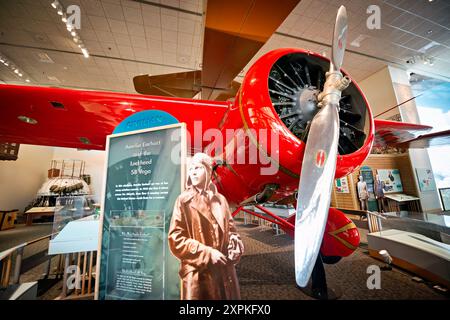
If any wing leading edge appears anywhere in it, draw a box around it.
[374,119,450,149]
[0,84,229,150]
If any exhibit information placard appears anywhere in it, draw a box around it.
[335,176,349,193]
[96,123,186,300]
[377,169,403,193]
[416,168,437,192]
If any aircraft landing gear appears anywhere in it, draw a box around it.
[298,254,342,300]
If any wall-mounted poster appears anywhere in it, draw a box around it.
[95,123,186,300]
[335,176,350,193]
[415,168,437,192]
[377,169,403,193]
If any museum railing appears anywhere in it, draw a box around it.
[0,233,96,300]
[0,233,61,289]
[56,250,96,300]
[367,211,386,233]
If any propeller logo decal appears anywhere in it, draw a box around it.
[315,149,326,168]
[337,25,347,50]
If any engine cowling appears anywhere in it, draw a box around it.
[212,48,374,206]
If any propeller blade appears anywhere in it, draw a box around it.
[294,5,350,288]
[294,101,340,287]
[331,6,348,71]
[295,6,351,287]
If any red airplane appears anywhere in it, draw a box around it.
[1,1,449,298]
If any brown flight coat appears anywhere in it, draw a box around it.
[168,183,242,300]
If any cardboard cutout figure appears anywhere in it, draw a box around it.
[357,175,369,211]
[168,153,244,300]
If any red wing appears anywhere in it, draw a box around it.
[373,119,432,148]
[0,84,229,150]
[397,129,450,149]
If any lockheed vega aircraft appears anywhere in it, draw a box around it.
[1,1,449,298]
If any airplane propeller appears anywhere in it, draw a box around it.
[294,5,351,288]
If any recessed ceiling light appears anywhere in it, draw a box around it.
[25,79,30,82]
[18,116,37,124]
[51,1,89,60]
[81,48,89,58]
[418,41,438,53]
[0,53,28,80]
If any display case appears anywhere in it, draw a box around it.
[51,196,96,238]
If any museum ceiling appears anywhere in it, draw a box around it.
[0,0,449,94]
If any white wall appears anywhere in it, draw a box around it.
[358,67,398,119]
[0,145,55,212]
[0,145,106,213]
[358,66,442,212]
[388,67,442,212]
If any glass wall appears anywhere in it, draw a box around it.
[411,75,450,209]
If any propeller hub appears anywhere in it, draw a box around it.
[295,86,320,124]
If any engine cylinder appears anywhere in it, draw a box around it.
[212,48,374,206]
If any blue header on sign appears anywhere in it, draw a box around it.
[113,110,179,134]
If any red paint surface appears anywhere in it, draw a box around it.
[0,85,229,151]
[320,207,360,257]
[211,48,375,205]
[0,48,431,255]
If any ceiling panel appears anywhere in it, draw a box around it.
[0,0,448,95]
